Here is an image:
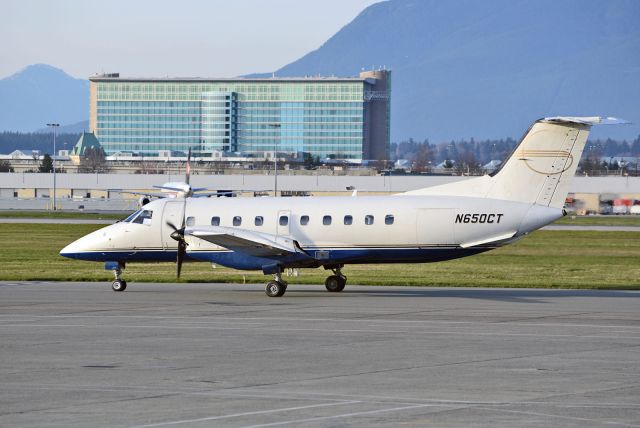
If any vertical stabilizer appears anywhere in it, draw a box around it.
[487,117,626,208]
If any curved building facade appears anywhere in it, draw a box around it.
[89,70,390,162]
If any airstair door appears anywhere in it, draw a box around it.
[161,201,184,249]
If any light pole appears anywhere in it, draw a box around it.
[47,123,60,210]
[268,123,281,196]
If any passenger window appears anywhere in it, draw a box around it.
[365,215,374,225]
[211,216,220,226]
[385,214,394,225]
[255,216,264,226]
[300,215,309,225]
[279,215,288,226]
[185,216,195,227]
[323,215,332,225]
[132,210,153,225]
[344,215,353,225]
[233,216,242,226]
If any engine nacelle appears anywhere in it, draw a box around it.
[138,196,151,207]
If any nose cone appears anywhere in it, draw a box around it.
[59,225,114,261]
[60,236,90,260]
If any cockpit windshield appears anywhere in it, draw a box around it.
[132,210,153,225]
[123,210,141,223]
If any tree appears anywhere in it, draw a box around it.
[0,160,13,172]
[39,153,53,173]
[413,143,432,173]
[454,151,483,175]
[79,147,110,173]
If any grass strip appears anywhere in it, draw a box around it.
[0,223,638,289]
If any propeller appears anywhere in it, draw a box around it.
[185,147,191,186]
[166,220,187,278]
[167,147,192,278]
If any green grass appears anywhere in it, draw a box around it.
[0,211,126,220]
[1,223,638,289]
[554,215,640,226]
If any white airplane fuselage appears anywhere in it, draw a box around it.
[59,116,626,295]
[60,194,562,271]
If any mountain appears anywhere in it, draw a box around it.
[0,64,88,132]
[35,120,89,134]
[267,0,640,142]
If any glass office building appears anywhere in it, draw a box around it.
[89,70,390,162]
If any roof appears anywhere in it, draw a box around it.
[89,75,374,84]
[72,132,103,156]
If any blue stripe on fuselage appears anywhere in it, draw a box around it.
[61,247,495,269]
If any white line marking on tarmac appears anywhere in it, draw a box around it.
[128,401,361,428]
[2,313,638,330]
[476,406,640,427]
[2,323,639,340]
[240,403,450,427]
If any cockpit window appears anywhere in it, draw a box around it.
[132,210,153,225]
[123,210,141,223]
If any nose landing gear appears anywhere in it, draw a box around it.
[106,261,127,292]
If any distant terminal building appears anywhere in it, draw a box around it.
[89,69,390,163]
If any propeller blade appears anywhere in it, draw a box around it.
[185,148,191,185]
[176,241,186,278]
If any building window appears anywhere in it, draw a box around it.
[211,216,220,226]
[300,215,309,225]
[385,215,394,225]
[323,215,332,225]
[255,216,263,226]
[344,215,353,225]
[233,216,242,226]
[279,215,288,226]
[365,215,374,225]
[185,216,195,227]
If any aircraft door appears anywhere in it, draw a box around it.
[416,209,456,246]
[161,201,184,249]
[276,210,291,237]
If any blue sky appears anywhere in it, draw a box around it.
[1,0,378,79]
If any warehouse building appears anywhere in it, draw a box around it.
[89,69,390,163]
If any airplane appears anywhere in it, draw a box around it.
[111,149,227,207]
[60,116,627,296]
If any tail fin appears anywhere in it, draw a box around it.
[402,117,628,208]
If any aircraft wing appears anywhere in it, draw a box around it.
[109,189,167,198]
[186,226,304,257]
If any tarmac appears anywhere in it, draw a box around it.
[1,282,639,427]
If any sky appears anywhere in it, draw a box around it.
[0,0,379,79]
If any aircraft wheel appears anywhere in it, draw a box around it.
[112,280,127,292]
[325,275,346,292]
[265,280,286,297]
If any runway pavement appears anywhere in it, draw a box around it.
[1,282,639,427]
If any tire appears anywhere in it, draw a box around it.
[265,280,286,297]
[112,280,127,292]
[325,275,346,292]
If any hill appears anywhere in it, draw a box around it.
[267,0,640,142]
[0,64,88,132]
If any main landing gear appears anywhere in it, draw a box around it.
[107,262,127,292]
[265,271,287,297]
[325,266,347,293]
[263,266,347,297]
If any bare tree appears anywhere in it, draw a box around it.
[454,151,483,175]
[79,147,110,173]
